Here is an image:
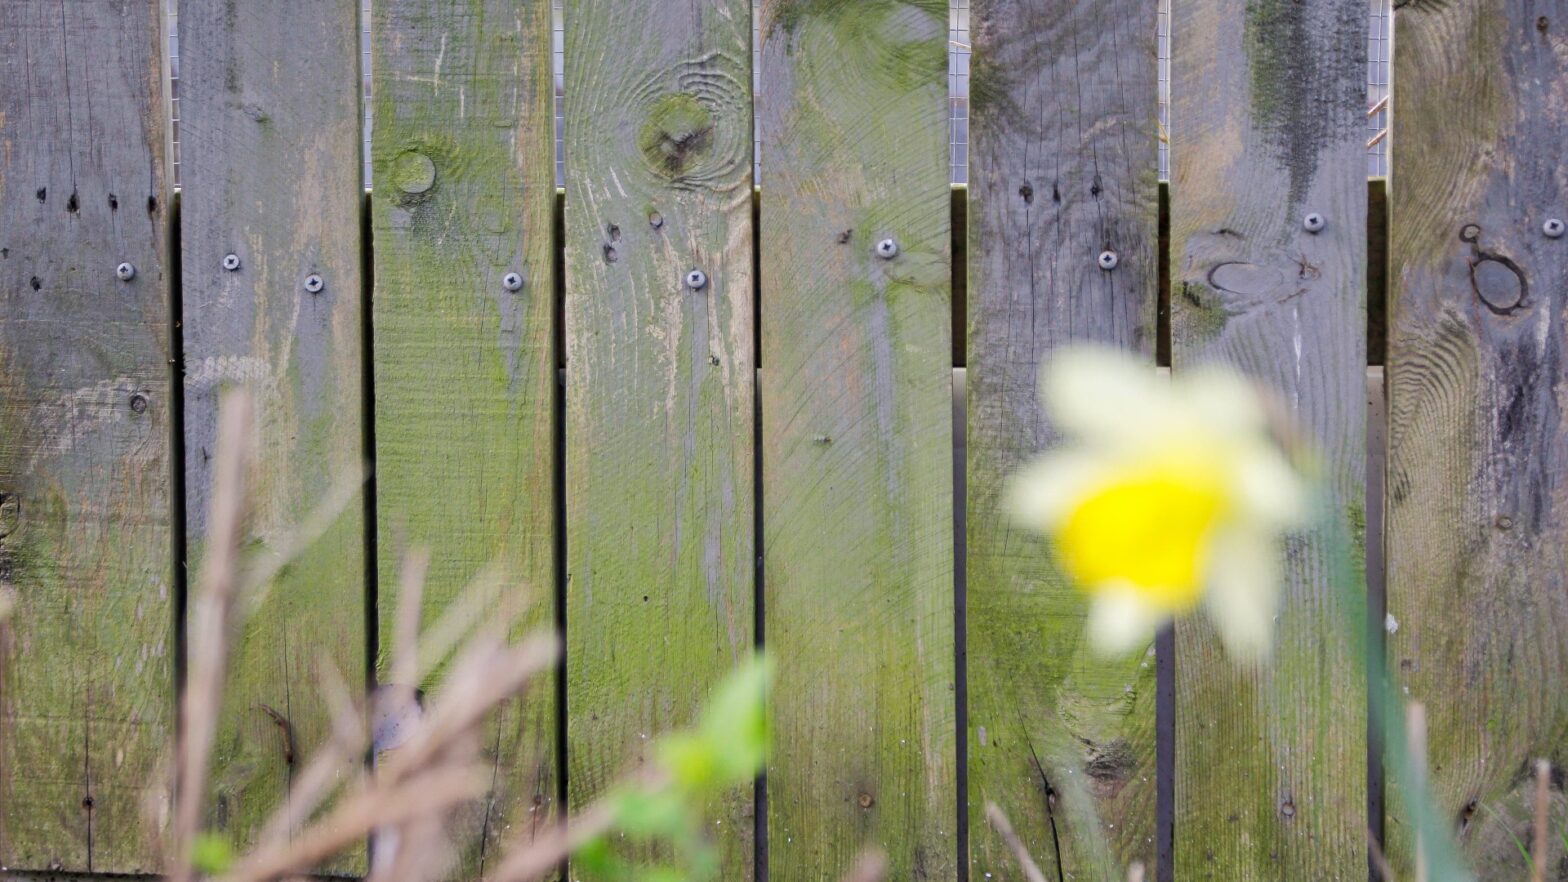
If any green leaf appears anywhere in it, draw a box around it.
[190,832,234,875]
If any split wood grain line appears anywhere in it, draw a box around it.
[177,0,366,867]
[563,0,756,876]
[1387,2,1568,876]
[370,1,558,875]
[758,1,956,879]
[966,0,1161,878]
[0,0,173,872]
[1170,0,1369,877]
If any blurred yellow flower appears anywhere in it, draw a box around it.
[1008,347,1307,660]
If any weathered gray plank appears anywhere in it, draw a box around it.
[758,1,956,878]
[1169,0,1368,877]
[0,0,173,871]
[177,0,365,866]
[1386,2,1568,875]
[563,0,755,876]
[965,0,1160,878]
[370,0,558,874]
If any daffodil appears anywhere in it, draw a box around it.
[1008,347,1308,660]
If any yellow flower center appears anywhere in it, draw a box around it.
[1054,465,1229,610]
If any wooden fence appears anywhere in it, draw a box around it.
[0,1,1563,880]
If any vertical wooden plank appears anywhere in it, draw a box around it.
[178,0,365,864]
[1386,3,1568,875]
[758,2,955,878]
[1169,0,1367,877]
[0,0,172,871]
[563,0,754,875]
[965,0,1160,877]
[370,0,557,873]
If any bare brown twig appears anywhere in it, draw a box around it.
[984,801,1051,882]
[1532,758,1551,882]
[172,390,256,882]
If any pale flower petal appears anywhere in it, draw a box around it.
[1232,448,1309,527]
[1085,584,1168,658]
[1041,347,1170,445]
[1202,527,1282,660]
[1006,452,1112,531]
[1178,367,1270,436]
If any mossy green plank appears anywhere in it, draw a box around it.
[758,2,955,878]
[1169,0,1368,878]
[1386,2,1568,875]
[177,0,366,867]
[0,0,173,871]
[563,0,755,876]
[371,0,557,873]
[966,0,1160,878]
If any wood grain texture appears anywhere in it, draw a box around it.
[370,1,557,874]
[1386,2,1568,875]
[965,0,1161,878]
[177,0,365,865]
[758,2,955,878]
[965,0,1166,872]
[0,0,172,871]
[563,1,755,875]
[1169,0,1367,877]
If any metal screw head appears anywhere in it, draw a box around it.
[115,262,136,281]
[1303,212,1326,233]
[1097,250,1119,271]
[303,274,324,294]
[1544,218,1565,239]
[222,253,241,271]
[129,393,148,414]
[875,238,899,259]
[685,269,708,290]
[502,272,524,291]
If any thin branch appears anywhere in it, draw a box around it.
[984,801,1051,882]
[1532,759,1551,882]
[172,390,256,882]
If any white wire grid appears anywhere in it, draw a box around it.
[165,3,1390,189]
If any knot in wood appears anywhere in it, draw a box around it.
[639,93,715,178]
[392,149,437,195]
[857,792,874,809]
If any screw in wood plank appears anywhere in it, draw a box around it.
[1543,218,1564,239]
[503,272,524,291]
[304,273,325,294]
[1303,213,1326,233]
[686,269,708,290]
[129,393,148,414]
[222,253,241,271]
[115,262,136,281]
[1097,250,1119,271]
[1496,515,1514,530]
[875,238,899,259]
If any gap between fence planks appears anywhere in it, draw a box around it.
[369,1,559,875]
[759,1,957,879]
[176,0,366,868]
[1386,1,1568,875]
[563,0,756,876]
[1170,0,1369,878]
[965,0,1161,878]
[0,0,173,871]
